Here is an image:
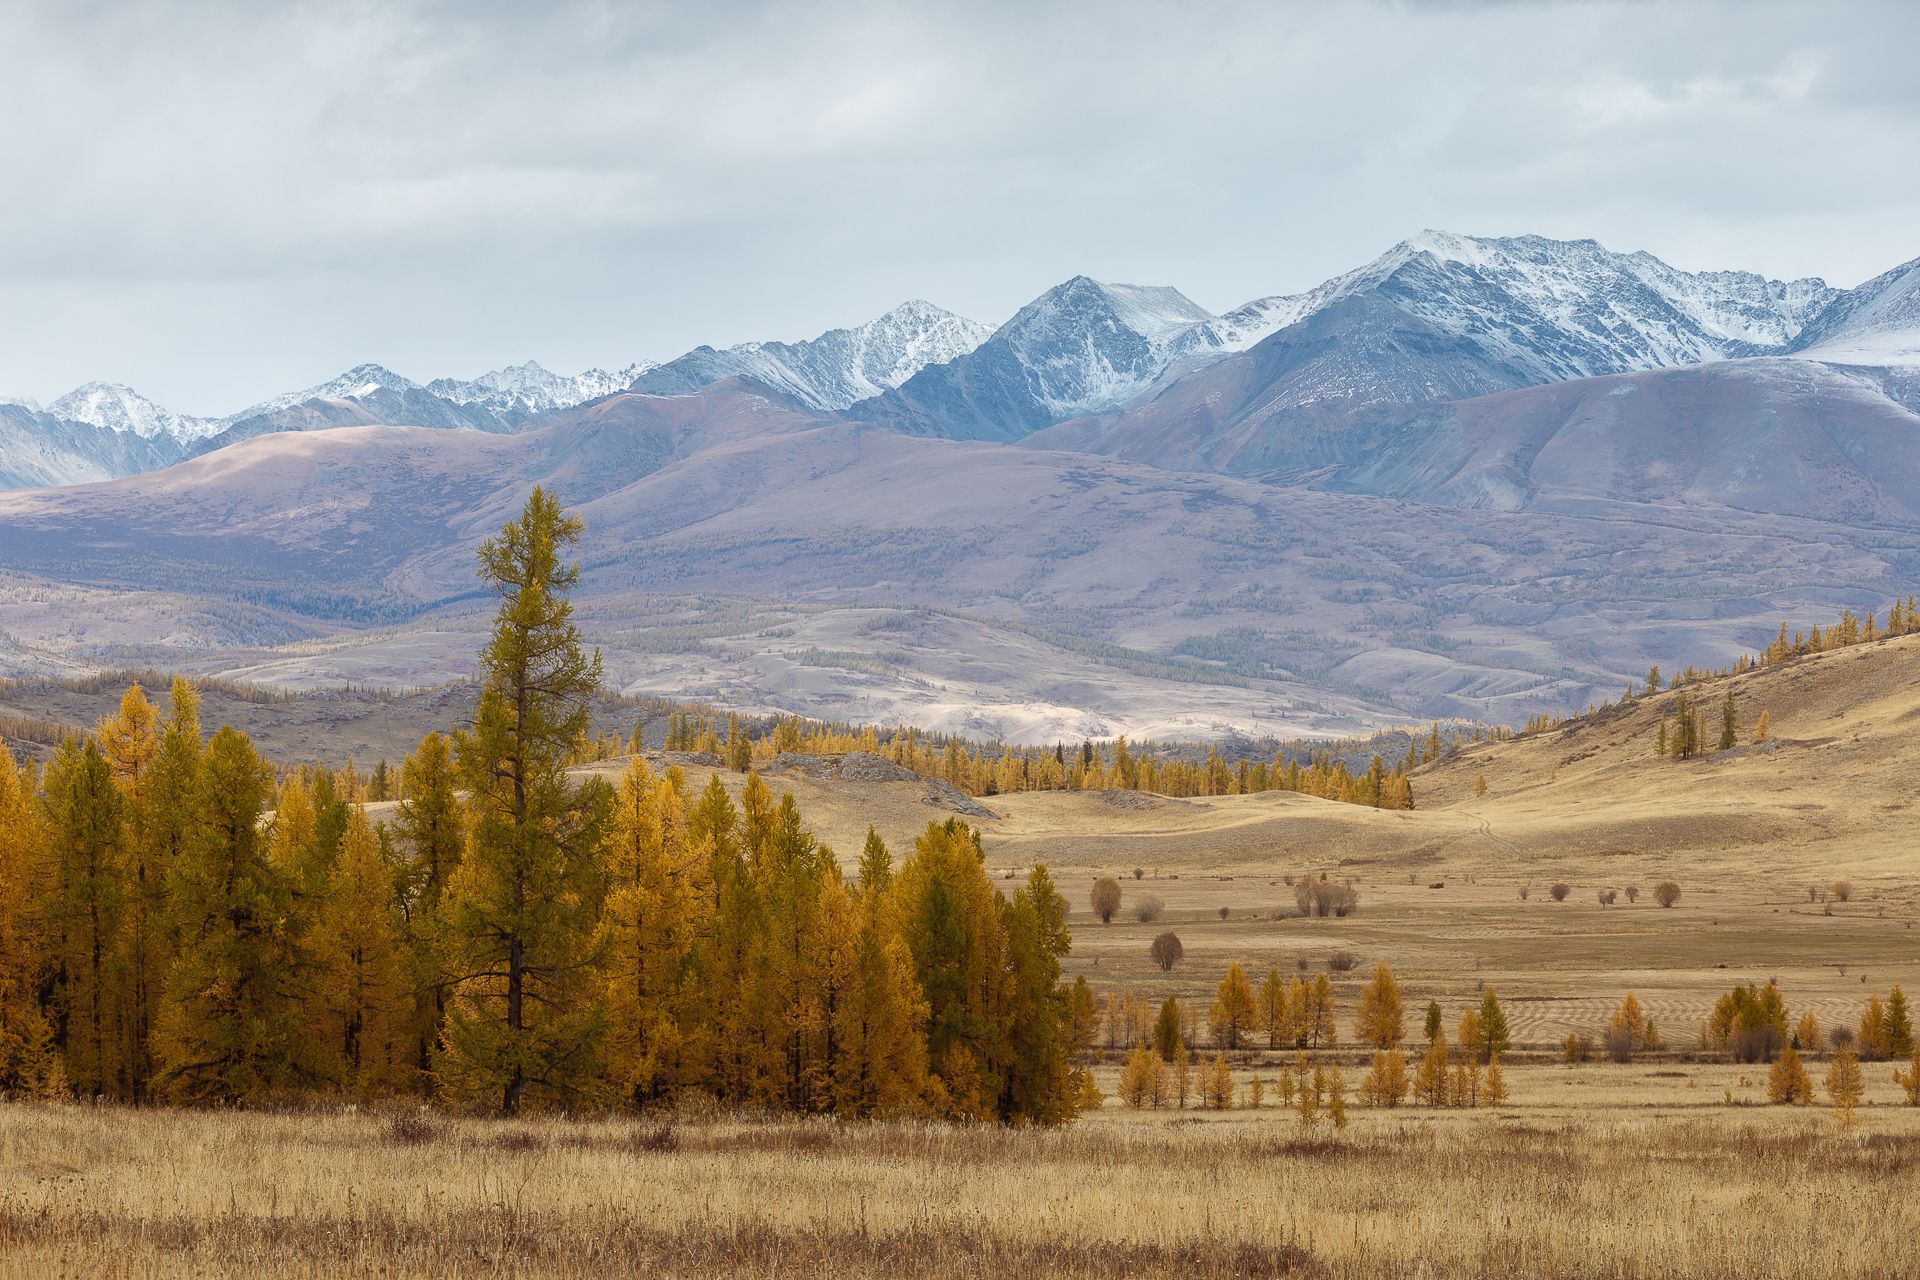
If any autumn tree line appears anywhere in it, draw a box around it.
[661,708,1420,810]
[1101,963,1512,1116]
[0,490,1086,1122]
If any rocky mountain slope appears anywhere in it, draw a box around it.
[631,300,991,410]
[849,277,1214,440]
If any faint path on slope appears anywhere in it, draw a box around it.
[1459,809,1521,857]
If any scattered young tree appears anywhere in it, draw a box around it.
[1134,893,1166,923]
[1361,1049,1409,1107]
[1860,992,1889,1060]
[1149,931,1184,972]
[1481,1053,1507,1107]
[1607,992,1651,1062]
[1768,1045,1813,1105]
[1894,1045,1920,1107]
[1089,876,1121,924]
[1654,881,1681,908]
[1209,963,1256,1049]
[1826,1041,1865,1125]
[1886,986,1915,1059]
[1415,1028,1451,1107]
[1152,996,1183,1062]
[1469,989,1510,1064]
[1353,962,1404,1049]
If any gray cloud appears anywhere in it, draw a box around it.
[3,0,1917,413]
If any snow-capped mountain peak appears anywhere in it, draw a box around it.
[45,381,218,443]
[1177,232,1842,382]
[632,299,993,410]
[1793,254,1920,367]
[427,360,655,416]
[223,363,422,424]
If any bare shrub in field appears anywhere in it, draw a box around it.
[1550,883,1571,902]
[1132,867,1144,880]
[1655,881,1682,908]
[1518,885,1531,901]
[385,1111,447,1146]
[1564,1034,1593,1064]
[1217,906,1231,920]
[1598,889,1617,906]
[1295,878,1359,918]
[1149,931,1184,972]
[1326,950,1360,974]
[1625,885,1640,904]
[1134,893,1166,923]
[1831,881,1854,903]
[1090,877,1122,924]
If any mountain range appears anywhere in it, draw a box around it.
[3,232,1916,741]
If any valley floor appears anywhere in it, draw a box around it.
[3,1089,1917,1278]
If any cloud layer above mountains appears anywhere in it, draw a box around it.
[5,0,1917,413]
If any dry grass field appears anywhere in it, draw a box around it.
[5,1084,1920,1279]
[3,636,1916,1276]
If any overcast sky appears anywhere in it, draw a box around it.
[5,0,1918,415]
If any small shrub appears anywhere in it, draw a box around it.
[631,1122,679,1153]
[1327,950,1360,973]
[385,1111,446,1146]
[1518,885,1531,901]
[1598,889,1617,906]
[1564,1033,1593,1064]
[1135,893,1166,923]
[1654,881,1681,908]
[490,1129,547,1154]
[1090,877,1122,924]
[1133,867,1145,880]
[1550,883,1570,902]
[1624,885,1640,904]
[1217,906,1231,920]
[1149,931,1184,972]
[1832,881,1854,903]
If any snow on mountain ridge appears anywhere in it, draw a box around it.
[46,382,220,443]
[631,299,993,410]
[427,360,655,416]
[222,363,424,424]
[1175,233,1843,383]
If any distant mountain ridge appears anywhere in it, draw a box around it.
[631,299,993,410]
[6,232,1917,492]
